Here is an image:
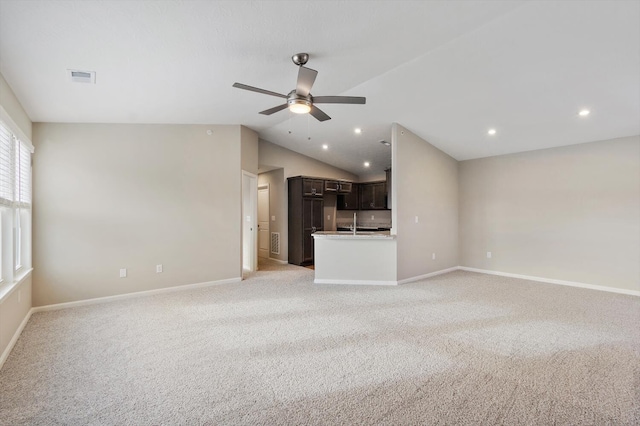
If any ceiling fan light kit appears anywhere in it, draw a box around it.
[232,53,366,122]
[287,92,312,114]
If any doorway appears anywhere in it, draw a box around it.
[242,171,257,273]
[258,185,270,259]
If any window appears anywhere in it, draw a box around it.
[0,119,33,283]
[14,208,21,270]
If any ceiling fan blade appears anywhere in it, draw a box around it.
[296,66,318,97]
[259,104,288,115]
[232,83,287,98]
[313,96,366,104]
[309,105,331,122]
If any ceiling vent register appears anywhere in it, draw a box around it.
[68,70,96,84]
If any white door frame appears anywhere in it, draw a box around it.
[242,170,258,274]
[258,183,270,260]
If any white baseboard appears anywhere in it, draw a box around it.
[314,279,398,286]
[267,258,288,265]
[459,267,640,297]
[0,307,34,371]
[397,267,460,285]
[32,277,242,313]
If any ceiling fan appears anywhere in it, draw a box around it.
[232,53,366,122]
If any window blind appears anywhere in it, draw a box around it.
[0,121,32,208]
[0,122,14,207]
[16,139,31,207]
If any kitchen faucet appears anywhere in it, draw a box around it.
[352,212,357,235]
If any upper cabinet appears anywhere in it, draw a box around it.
[302,178,324,197]
[359,181,387,210]
[324,180,340,192]
[290,176,388,211]
[325,180,353,194]
[337,183,359,210]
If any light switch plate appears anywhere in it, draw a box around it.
[120,268,127,278]
[271,215,276,221]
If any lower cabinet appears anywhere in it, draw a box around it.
[288,177,324,266]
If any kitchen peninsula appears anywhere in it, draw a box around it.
[312,230,397,285]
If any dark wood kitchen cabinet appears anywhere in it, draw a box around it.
[288,177,324,266]
[337,183,359,210]
[302,178,324,197]
[359,181,387,210]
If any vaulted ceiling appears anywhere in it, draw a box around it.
[0,1,638,178]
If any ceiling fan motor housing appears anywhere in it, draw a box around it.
[287,90,312,112]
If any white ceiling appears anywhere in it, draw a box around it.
[1,0,638,178]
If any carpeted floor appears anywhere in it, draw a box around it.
[1,260,639,425]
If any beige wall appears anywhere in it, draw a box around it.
[393,124,459,281]
[240,126,259,175]
[0,73,31,140]
[0,275,32,367]
[32,123,244,306]
[459,136,640,292]
[258,139,358,262]
[259,139,358,181]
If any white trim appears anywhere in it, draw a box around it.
[397,267,460,285]
[314,278,398,286]
[268,257,288,265]
[0,307,33,370]
[32,277,242,313]
[0,105,33,152]
[459,267,640,297]
[0,267,33,303]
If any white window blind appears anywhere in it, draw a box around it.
[0,121,32,208]
[0,123,14,207]
[15,139,31,207]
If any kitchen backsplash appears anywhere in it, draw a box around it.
[336,210,392,228]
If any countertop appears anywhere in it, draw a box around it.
[312,231,394,239]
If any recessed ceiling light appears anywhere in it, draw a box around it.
[354,128,362,134]
[322,144,328,150]
[487,128,497,135]
[579,109,590,117]
[364,161,370,167]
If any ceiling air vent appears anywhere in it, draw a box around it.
[68,69,96,84]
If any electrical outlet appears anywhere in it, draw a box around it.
[327,214,331,221]
[487,251,492,259]
[371,215,375,220]
[271,215,275,221]
[415,216,419,223]
[120,268,127,278]
[156,264,163,273]
[432,253,436,260]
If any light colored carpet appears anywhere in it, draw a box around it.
[1,261,639,425]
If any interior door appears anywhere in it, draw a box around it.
[258,186,269,259]
[242,171,257,273]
